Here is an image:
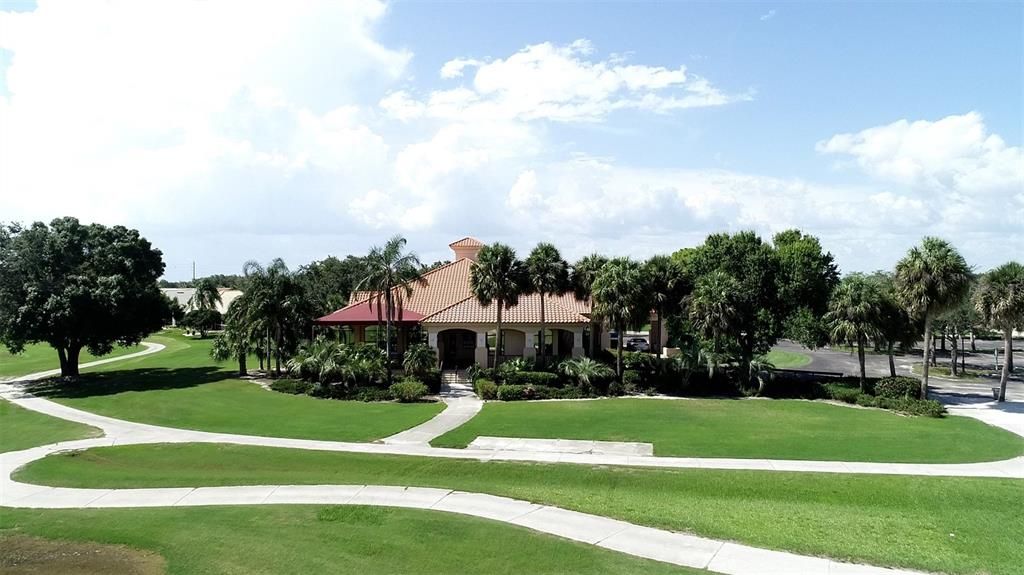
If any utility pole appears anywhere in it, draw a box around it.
[192,261,196,283]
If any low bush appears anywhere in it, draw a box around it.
[621,370,641,388]
[504,370,560,387]
[877,397,945,417]
[420,369,442,394]
[825,384,861,404]
[496,384,530,401]
[874,376,921,400]
[350,386,393,402]
[269,379,314,395]
[607,380,625,396]
[389,378,429,403]
[467,365,496,383]
[474,378,498,400]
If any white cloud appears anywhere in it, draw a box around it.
[760,9,777,21]
[380,40,749,123]
[816,112,1023,195]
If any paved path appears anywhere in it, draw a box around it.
[382,371,483,445]
[10,341,167,382]
[0,345,1007,574]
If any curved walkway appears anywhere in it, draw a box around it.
[382,372,483,445]
[11,341,166,382]
[0,349,1007,574]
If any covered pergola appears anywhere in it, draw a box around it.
[313,301,424,355]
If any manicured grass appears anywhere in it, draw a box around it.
[432,398,1024,463]
[19,443,1023,575]
[0,342,145,378]
[0,399,100,453]
[30,331,443,443]
[0,506,692,575]
[762,348,811,368]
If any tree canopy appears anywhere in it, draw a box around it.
[0,218,168,377]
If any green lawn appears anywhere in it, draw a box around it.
[28,330,444,443]
[19,442,1024,575]
[432,398,1024,463]
[0,399,101,453]
[0,342,145,378]
[762,348,811,368]
[0,506,692,575]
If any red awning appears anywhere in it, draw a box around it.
[314,302,425,326]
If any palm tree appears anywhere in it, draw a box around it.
[571,254,608,355]
[894,237,973,399]
[470,243,528,368]
[591,257,646,378]
[643,255,687,352]
[559,357,614,389]
[687,270,741,378]
[243,258,298,376]
[210,291,256,375]
[526,243,569,367]
[825,274,883,391]
[973,261,1024,402]
[188,278,222,312]
[871,273,919,377]
[355,236,424,381]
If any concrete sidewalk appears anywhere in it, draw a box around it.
[382,372,483,445]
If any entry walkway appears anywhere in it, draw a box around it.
[382,371,482,445]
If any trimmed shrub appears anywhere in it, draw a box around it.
[389,378,429,403]
[504,371,560,387]
[874,376,921,400]
[474,378,498,400]
[622,370,641,388]
[877,397,945,417]
[825,384,861,404]
[351,387,393,402]
[497,384,530,401]
[854,393,877,408]
[607,380,625,397]
[467,365,496,383]
[420,369,442,394]
[270,379,314,395]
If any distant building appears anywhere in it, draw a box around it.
[161,287,243,317]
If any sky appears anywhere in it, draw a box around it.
[0,1,1021,281]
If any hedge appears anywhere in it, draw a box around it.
[474,378,498,400]
[503,371,560,387]
[874,376,921,400]
[269,379,314,395]
[389,378,429,403]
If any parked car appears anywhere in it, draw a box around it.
[626,337,650,352]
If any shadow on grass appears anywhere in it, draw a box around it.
[29,366,233,399]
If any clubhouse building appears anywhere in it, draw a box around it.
[313,237,600,368]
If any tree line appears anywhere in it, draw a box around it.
[1,218,1020,401]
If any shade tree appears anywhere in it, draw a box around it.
[973,261,1024,402]
[0,218,168,378]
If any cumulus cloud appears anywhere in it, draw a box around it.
[379,39,749,123]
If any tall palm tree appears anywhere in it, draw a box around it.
[973,261,1024,402]
[243,258,294,376]
[571,254,608,355]
[871,273,919,377]
[894,237,973,399]
[643,255,687,352]
[687,270,741,378]
[470,243,528,368]
[189,278,222,312]
[210,291,256,375]
[355,235,424,381]
[591,257,646,378]
[526,243,569,366]
[825,274,883,391]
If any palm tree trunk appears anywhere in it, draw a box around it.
[921,316,932,400]
[857,333,866,392]
[940,327,946,351]
[998,328,1011,402]
[887,342,896,377]
[950,331,958,376]
[616,320,624,379]
[238,352,247,376]
[385,293,394,384]
[494,302,503,368]
[970,330,976,351]
[538,294,546,368]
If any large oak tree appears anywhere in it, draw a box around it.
[0,218,168,377]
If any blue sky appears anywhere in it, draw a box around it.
[0,1,1021,280]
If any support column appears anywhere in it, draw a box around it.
[427,328,439,350]
[524,330,537,360]
[572,328,585,358]
[551,331,560,356]
[600,323,611,351]
[354,325,366,343]
[474,330,489,367]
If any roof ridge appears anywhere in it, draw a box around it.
[419,293,477,321]
[542,294,590,322]
[333,258,471,314]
